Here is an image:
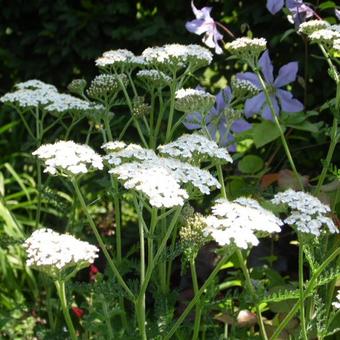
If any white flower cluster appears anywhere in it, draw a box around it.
[334,39,340,53]
[309,29,340,47]
[136,69,172,87]
[95,49,145,68]
[102,142,157,166]
[142,44,212,70]
[15,79,58,92]
[110,162,188,208]
[204,198,282,249]
[175,88,215,112]
[332,291,340,309]
[226,37,267,58]
[33,141,103,176]
[103,141,220,207]
[44,93,103,114]
[271,189,337,236]
[24,228,99,272]
[1,80,103,114]
[158,134,233,163]
[298,20,330,36]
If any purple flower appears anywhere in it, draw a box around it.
[185,1,223,54]
[335,9,340,21]
[287,0,314,26]
[237,51,304,121]
[184,87,252,151]
[266,0,314,26]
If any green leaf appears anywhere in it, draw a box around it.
[252,121,284,148]
[319,1,336,10]
[238,155,264,174]
[280,28,296,42]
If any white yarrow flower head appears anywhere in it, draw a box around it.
[102,142,157,166]
[309,29,340,48]
[226,37,267,66]
[175,88,215,113]
[33,141,103,176]
[15,79,58,92]
[204,198,282,249]
[334,39,340,53]
[158,134,233,164]
[24,228,99,278]
[142,44,212,72]
[332,290,340,309]
[0,81,103,115]
[110,162,189,208]
[298,20,330,36]
[95,49,144,71]
[271,189,338,236]
[136,70,172,88]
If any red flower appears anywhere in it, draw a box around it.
[89,264,99,281]
[72,307,85,318]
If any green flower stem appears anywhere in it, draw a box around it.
[314,44,339,195]
[254,70,304,191]
[64,117,84,140]
[216,163,227,199]
[71,178,134,301]
[153,88,167,148]
[116,72,149,148]
[159,214,167,293]
[55,280,77,340]
[165,251,233,339]
[149,90,156,148]
[34,107,43,229]
[16,108,35,140]
[103,117,123,264]
[236,249,268,340]
[190,257,202,340]
[119,116,133,141]
[139,208,181,299]
[298,239,308,340]
[136,203,147,340]
[165,76,177,143]
[270,247,340,340]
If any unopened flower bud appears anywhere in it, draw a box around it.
[87,74,128,99]
[132,96,150,118]
[231,78,259,99]
[68,79,87,96]
[237,310,257,327]
[175,88,215,113]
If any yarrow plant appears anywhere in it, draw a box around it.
[2,1,340,340]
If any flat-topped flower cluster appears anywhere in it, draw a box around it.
[204,197,283,249]
[33,141,103,175]
[272,189,337,236]
[0,80,103,114]
[24,228,99,272]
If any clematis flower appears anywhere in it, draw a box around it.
[183,87,252,151]
[266,0,314,26]
[237,51,304,120]
[185,1,223,54]
[287,0,315,26]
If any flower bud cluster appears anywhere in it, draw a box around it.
[68,79,87,96]
[95,49,145,70]
[132,96,151,118]
[231,78,259,99]
[175,88,215,113]
[180,213,207,258]
[309,29,340,48]
[87,74,127,99]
